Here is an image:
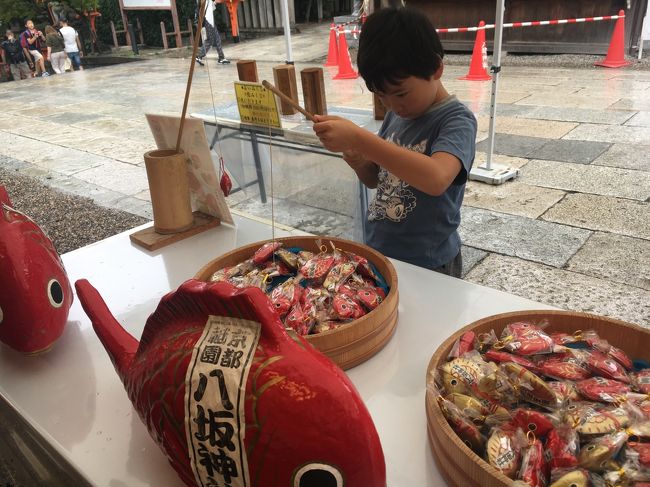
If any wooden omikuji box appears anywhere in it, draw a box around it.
[425,310,648,487]
[195,236,399,370]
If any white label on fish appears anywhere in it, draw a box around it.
[185,315,261,487]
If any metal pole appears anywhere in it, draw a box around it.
[486,0,505,170]
[281,0,294,64]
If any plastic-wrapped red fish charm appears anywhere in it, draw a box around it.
[323,262,357,293]
[332,294,365,321]
[286,301,312,336]
[356,287,384,311]
[500,321,556,356]
[512,408,555,437]
[299,254,336,281]
[448,331,476,360]
[585,350,630,383]
[252,241,282,264]
[75,279,386,487]
[547,380,581,403]
[576,376,631,403]
[545,427,579,470]
[0,186,73,354]
[539,353,591,382]
[518,437,547,487]
[484,349,540,374]
[437,396,485,454]
[269,278,302,318]
[634,370,650,394]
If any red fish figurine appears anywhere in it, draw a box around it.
[75,279,386,487]
[0,186,72,354]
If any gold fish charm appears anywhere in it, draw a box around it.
[439,358,483,395]
[503,362,558,409]
[549,470,589,487]
[445,393,508,422]
[578,430,628,472]
[486,428,519,478]
[566,403,629,436]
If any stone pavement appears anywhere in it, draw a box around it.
[0,23,648,326]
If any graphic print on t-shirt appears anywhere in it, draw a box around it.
[367,134,427,223]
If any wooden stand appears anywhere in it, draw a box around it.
[300,68,327,116]
[130,212,220,251]
[373,93,387,121]
[236,60,259,82]
[272,64,299,116]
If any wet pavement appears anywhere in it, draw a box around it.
[0,23,649,327]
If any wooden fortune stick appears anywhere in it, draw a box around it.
[261,80,316,122]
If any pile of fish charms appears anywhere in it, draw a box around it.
[209,241,389,336]
[432,323,650,487]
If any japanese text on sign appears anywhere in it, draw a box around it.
[234,82,282,129]
[185,316,261,487]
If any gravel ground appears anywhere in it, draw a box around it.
[0,167,149,254]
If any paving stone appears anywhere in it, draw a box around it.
[516,94,618,110]
[475,134,548,158]
[29,148,110,176]
[563,123,650,145]
[541,193,650,240]
[465,254,650,327]
[461,246,488,278]
[111,197,153,220]
[287,180,357,217]
[591,144,650,171]
[521,106,636,125]
[521,160,650,201]
[625,112,650,127]
[464,181,565,218]
[459,206,592,268]
[42,112,105,125]
[610,99,650,111]
[73,160,148,196]
[533,139,611,164]
[476,116,578,139]
[473,152,531,170]
[566,232,650,291]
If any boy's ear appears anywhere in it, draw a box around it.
[433,61,444,81]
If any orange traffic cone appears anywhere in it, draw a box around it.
[333,26,359,80]
[324,24,339,67]
[595,10,631,68]
[459,21,491,81]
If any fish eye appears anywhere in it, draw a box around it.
[47,279,64,308]
[528,423,537,431]
[293,463,343,487]
[450,379,458,386]
[586,445,595,451]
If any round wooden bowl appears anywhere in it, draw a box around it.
[425,310,650,487]
[195,236,399,370]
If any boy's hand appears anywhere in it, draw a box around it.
[342,150,367,170]
[312,115,361,153]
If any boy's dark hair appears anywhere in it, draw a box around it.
[358,7,444,93]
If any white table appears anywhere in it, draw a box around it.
[0,215,553,486]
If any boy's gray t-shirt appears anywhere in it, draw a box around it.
[364,95,477,269]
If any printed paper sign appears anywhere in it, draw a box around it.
[122,0,172,9]
[234,82,282,129]
[185,316,261,487]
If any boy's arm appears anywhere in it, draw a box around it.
[343,150,380,188]
[314,116,462,196]
[76,33,83,54]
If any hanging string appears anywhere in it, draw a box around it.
[265,86,276,250]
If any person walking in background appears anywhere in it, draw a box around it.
[45,25,66,74]
[59,19,83,71]
[195,0,230,66]
[1,30,32,80]
[20,20,47,77]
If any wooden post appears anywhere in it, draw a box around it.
[237,60,259,82]
[187,18,194,42]
[110,21,119,47]
[137,18,144,45]
[170,0,182,48]
[300,68,327,116]
[273,64,299,115]
[373,93,386,121]
[161,21,168,49]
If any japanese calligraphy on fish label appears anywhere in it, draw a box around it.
[185,316,261,487]
[234,82,282,129]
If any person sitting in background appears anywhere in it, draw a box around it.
[45,25,66,74]
[59,19,83,71]
[20,20,47,77]
[1,30,32,81]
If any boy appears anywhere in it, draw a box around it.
[1,30,32,80]
[59,19,83,71]
[20,20,47,76]
[313,7,477,278]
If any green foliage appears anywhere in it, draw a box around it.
[0,0,46,30]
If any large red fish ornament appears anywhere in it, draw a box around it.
[0,186,72,353]
[75,278,386,487]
